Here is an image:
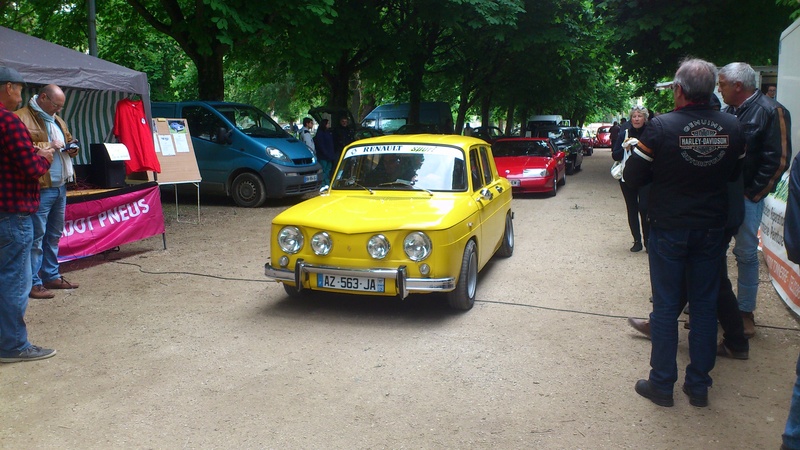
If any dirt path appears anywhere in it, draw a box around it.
[2,148,799,449]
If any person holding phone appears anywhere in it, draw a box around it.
[15,84,80,299]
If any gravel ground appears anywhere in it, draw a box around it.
[1,147,799,449]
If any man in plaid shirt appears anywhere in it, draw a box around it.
[0,66,57,363]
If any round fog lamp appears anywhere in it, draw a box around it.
[420,263,431,276]
[279,255,289,268]
[367,234,391,259]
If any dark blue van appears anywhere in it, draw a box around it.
[151,101,322,207]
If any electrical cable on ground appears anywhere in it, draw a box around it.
[112,260,800,333]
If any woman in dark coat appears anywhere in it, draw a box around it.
[612,106,650,252]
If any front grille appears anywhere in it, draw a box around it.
[292,158,314,165]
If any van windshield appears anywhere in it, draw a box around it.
[213,105,289,138]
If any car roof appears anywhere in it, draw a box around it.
[346,133,485,149]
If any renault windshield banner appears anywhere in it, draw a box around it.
[58,183,165,262]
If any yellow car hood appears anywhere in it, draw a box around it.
[274,193,475,233]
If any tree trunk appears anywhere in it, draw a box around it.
[195,48,226,100]
[505,106,515,135]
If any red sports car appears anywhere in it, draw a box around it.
[595,126,612,147]
[493,138,566,197]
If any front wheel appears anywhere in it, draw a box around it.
[282,283,307,298]
[566,161,575,175]
[448,240,478,311]
[231,172,268,208]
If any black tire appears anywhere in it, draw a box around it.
[549,176,557,197]
[447,240,478,311]
[231,172,267,208]
[566,161,575,175]
[283,283,306,298]
[497,213,514,257]
[558,170,566,186]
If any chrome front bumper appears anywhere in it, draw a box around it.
[264,259,455,299]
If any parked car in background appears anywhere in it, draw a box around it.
[471,126,504,144]
[579,128,594,156]
[493,137,566,197]
[361,102,454,134]
[151,101,322,207]
[595,126,612,148]
[394,123,450,134]
[264,134,514,311]
[528,124,583,175]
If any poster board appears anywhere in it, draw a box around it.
[148,118,201,183]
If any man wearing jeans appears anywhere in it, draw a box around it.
[16,84,81,299]
[718,62,792,337]
[0,67,57,362]
[624,58,746,408]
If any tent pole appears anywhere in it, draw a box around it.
[88,0,97,57]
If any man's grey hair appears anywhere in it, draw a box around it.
[718,62,758,91]
[673,58,718,103]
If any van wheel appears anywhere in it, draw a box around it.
[447,240,478,311]
[232,173,267,207]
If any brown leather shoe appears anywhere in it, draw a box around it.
[627,317,651,339]
[741,312,755,338]
[43,276,79,290]
[29,285,55,299]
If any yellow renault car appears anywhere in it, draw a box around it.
[264,134,514,310]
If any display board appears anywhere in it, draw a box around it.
[148,118,202,184]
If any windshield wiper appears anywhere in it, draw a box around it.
[340,177,373,194]
[377,180,433,196]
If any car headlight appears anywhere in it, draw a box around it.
[265,146,291,163]
[311,232,332,255]
[367,234,391,259]
[403,232,432,261]
[277,226,303,253]
[523,168,549,177]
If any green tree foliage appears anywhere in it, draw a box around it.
[595,0,796,92]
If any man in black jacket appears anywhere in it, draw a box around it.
[624,58,746,408]
[718,62,792,338]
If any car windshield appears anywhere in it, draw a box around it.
[532,128,563,140]
[332,144,468,192]
[212,105,288,138]
[493,140,552,157]
[598,127,610,134]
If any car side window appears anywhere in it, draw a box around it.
[469,148,483,190]
[183,106,227,142]
[479,147,494,185]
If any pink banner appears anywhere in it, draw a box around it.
[59,183,165,261]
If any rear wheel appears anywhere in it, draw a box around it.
[231,172,267,208]
[566,161,575,175]
[497,213,514,257]
[448,240,478,311]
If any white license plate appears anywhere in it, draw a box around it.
[304,174,318,183]
[317,274,385,293]
[510,179,520,187]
